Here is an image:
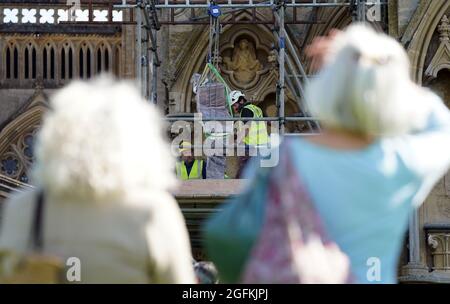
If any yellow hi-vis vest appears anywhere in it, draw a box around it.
[176,160,204,180]
[241,104,269,146]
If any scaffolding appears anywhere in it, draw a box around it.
[115,0,386,135]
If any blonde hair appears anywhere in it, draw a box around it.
[32,77,176,203]
[306,24,431,137]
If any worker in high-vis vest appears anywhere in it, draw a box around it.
[230,90,269,178]
[176,142,206,180]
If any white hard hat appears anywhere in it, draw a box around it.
[230,90,245,106]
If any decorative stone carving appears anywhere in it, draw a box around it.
[425,15,450,79]
[220,31,270,90]
[223,39,263,84]
[427,232,450,271]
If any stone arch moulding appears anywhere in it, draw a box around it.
[0,90,49,183]
[404,0,450,85]
[425,15,450,80]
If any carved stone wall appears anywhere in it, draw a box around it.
[428,231,450,272]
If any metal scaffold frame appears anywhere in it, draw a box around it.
[115,0,386,135]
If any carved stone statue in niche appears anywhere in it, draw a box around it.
[223,39,263,84]
[445,172,450,197]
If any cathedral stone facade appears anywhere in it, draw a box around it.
[0,0,449,282]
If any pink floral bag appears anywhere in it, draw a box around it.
[241,141,353,284]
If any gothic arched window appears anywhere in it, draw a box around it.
[24,48,29,78]
[6,47,11,78]
[87,48,91,78]
[114,46,120,76]
[50,48,55,79]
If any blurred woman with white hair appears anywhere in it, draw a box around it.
[295,24,450,283]
[207,24,450,284]
[0,78,196,283]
